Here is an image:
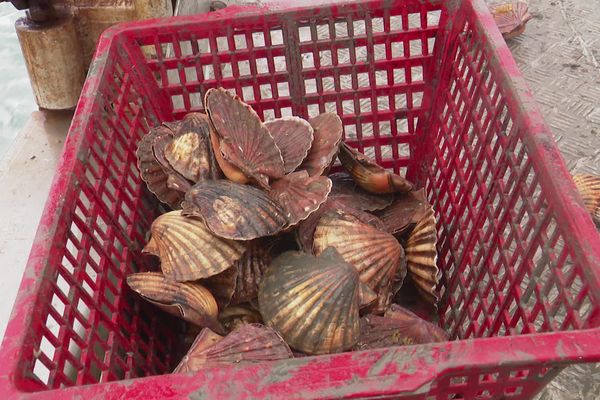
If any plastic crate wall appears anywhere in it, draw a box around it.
[1,0,600,399]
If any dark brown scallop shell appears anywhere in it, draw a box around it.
[136,125,184,207]
[329,172,394,211]
[174,324,292,373]
[231,240,271,305]
[126,272,221,331]
[297,113,343,176]
[338,142,413,194]
[376,188,431,236]
[405,207,441,305]
[354,307,448,350]
[269,171,332,226]
[258,248,360,355]
[182,180,288,240]
[205,88,284,189]
[265,117,314,174]
[143,211,245,282]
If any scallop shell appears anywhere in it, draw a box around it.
[143,211,245,281]
[329,172,394,211]
[231,240,271,304]
[205,88,284,189]
[163,113,217,182]
[297,113,343,176]
[258,248,360,354]
[269,171,332,226]
[354,308,448,350]
[313,211,403,313]
[174,324,292,373]
[219,305,263,332]
[376,188,430,236]
[200,266,238,309]
[338,143,413,194]
[491,2,532,39]
[295,197,386,252]
[573,173,600,224]
[136,125,183,207]
[127,272,221,330]
[182,180,288,240]
[405,208,441,305]
[265,117,314,174]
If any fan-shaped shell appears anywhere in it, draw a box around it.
[297,113,343,176]
[143,211,245,281]
[219,305,263,332]
[269,171,332,226]
[182,180,288,240]
[295,198,385,252]
[163,113,218,182]
[376,188,430,236]
[127,272,220,330]
[205,88,284,188]
[573,173,600,224]
[174,324,292,373]
[405,208,441,305]
[313,211,403,314]
[136,125,183,207]
[491,2,532,39]
[265,117,314,174]
[258,248,360,354]
[231,240,271,304]
[338,143,413,194]
[354,308,448,350]
[329,172,394,211]
[200,266,238,309]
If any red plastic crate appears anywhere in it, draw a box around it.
[2,0,600,398]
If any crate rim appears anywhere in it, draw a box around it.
[1,0,600,398]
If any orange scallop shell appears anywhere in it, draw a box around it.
[573,173,600,224]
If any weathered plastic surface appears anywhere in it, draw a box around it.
[1,0,600,398]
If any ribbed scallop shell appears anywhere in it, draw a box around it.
[143,211,245,281]
[182,180,288,240]
[200,266,238,309]
[354,308,448,350]
[295,198,386,252]
[491,2,532,39]
[174,324,292,373]
[265,117,314,174]
[136,125,183,207]
[127,272,220,330]
[258,248,360,354]
[573,173,600,224]
[338,143,413,194]
[205,88,284,189]
[376,188,430,236]
[269,171,332,226]
[329,172,394,211]
[231,240,271,305]
[313,211,403,304]
[219,305,263,332]
[163,112,218,182]
[405,207,441,305]
[297,113,343,176]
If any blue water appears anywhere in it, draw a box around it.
[0,4,36,161]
